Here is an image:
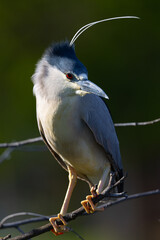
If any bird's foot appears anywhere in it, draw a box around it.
[81,186,104,214]
[49,214,68,236]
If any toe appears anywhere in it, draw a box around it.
[49,214,68,236]
[81,199,92,214]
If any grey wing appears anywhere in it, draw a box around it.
[38,118,68,172]
[81,94,123,175]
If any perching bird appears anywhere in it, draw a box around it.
[32,16,138,235]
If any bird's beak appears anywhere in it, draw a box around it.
[77,80,109,99]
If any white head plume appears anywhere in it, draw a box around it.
[70,16,140,46]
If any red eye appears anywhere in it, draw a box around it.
[66,73,73,80]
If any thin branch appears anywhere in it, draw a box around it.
[0,212,51,228]
[0,145,47,163]
[0,234,11,240]
[1,186,159,240]
[15,227,25,235]
[9,189,160,240]
[0,118,159,150]
[0,148,14,163]
[114,118,160,127]
[0,216,47,229]
[0,137,42,148]
[14,227,32,240]
[68,227,86,240]
[0,175,125,230]
[98,189,160,209]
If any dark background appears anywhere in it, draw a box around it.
[0,0,160,239]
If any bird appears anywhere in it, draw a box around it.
[32,16,138,235]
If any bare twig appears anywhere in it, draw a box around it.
[0,216,47,229]
[0,137,42,148]
[0,145,46,163]
[114,118,160,127]
[15,227,25,235]
[0,118,159,150]
[0,212,51,228]
[0,137,43,163]
[7,189,160,240]
[68,227,86,240]
[0,148,14,163]
[0,234,11,240]
[1,184,159,240]
[98,189,160,209]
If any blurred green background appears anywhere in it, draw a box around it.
[0,0,160,239]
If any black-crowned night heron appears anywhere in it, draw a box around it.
[32,16,138,235]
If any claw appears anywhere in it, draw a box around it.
[81,186,104,214]
[81,186,97,213]
[49,214,68,236]
[81,195,96,213]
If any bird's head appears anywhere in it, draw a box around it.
[32,41,108,101]
[32,16,139,101]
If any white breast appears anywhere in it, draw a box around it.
[36,94,110,185]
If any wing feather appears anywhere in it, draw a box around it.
[80,94,123,189]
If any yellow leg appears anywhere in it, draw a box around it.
[60,165,77,215]
[49,165,77,235]
[50,214,67,236]
[81,186,101,213]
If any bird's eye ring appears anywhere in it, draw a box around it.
[66,73,73,80]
